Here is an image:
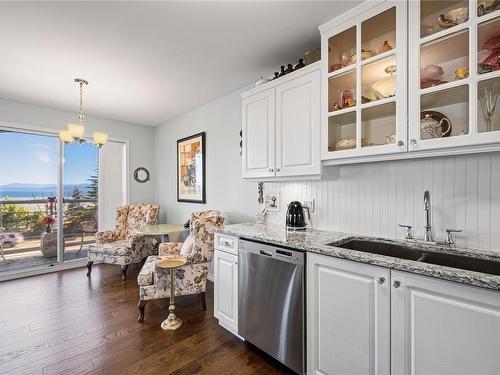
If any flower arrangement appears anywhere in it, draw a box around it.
[39,196,56,233]
[39,215,56,232]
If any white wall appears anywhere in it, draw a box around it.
[0,98,155,204]
[265,153,500,252]
[154,88,257,225]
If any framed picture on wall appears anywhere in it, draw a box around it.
[177,132,206,203]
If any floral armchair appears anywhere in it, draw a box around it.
[87,204,160,280]
[137,210,224,322]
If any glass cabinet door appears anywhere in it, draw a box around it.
[409,0,500,151]
[323,1,406,159]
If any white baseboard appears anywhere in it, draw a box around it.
[207,272,214,282]
[0,258,87,282]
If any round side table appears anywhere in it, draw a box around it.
[157,256,187,331]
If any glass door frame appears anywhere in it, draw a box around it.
[321,0,408,161]
[408,0,500,152]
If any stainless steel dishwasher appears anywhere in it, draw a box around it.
[238,239,305,375]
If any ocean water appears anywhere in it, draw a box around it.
[0,186,91,199]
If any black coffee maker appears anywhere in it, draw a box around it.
[286,201,310,231]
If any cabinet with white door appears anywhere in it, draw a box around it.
[241,62,321,179]
[408,0,500,153]
[319,0,500,165]
[213,235,239,337]
[320,0,408,162]
[391,270,500,375]
[307,253,391,375]
[308,253,500,375]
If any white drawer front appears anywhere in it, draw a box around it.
[215,233,238,255]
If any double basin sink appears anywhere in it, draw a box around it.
[329,239,500,276]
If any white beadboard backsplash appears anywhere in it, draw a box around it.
[264,153,500,252]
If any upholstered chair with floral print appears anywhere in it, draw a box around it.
[137,210,224,322]
[87,204,160,281]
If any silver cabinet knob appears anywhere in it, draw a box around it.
[377,277,385,285]
[410,138,418,145]
[268,168,273,172]
[275,168,280,173]
[393,280,401,288]
[397,140,404,147]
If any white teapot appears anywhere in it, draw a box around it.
[420,113,451,140]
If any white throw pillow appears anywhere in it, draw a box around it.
[180,234,194,256]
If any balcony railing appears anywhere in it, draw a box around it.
[0,198,97,271]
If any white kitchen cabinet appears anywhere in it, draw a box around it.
[275,69,321,176]
[391,270,500,375]
[319,0,500,166]
[241,89,275,179]
[408,0,500,153]
[241,63,321,179]
[307,253,391,375]
[213,248,239,336]
[320,0,408,162]
[308,253,500,375]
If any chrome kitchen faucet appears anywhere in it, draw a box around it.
[424,190,432,242]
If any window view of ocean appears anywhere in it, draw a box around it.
[0,185,91,199]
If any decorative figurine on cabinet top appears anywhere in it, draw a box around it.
[294,59,305,70]
[283,64,294,75]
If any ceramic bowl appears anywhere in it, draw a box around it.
[446,7,469,24]
[335,138,356,150]
[421,64,444,82]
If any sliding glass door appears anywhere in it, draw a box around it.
[0,125,128,277]
[0,128,101,274]
[0,130,60,273]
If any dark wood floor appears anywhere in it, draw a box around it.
[0,263,291,375]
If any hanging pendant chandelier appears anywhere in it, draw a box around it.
[59,78,108,148]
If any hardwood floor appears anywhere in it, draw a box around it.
[0,263,291,375]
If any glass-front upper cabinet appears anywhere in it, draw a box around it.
[321,1,407,160]
[409,0,500,151]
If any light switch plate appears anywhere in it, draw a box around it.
[303,198,315,213]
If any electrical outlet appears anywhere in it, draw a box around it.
[303,198,315,213]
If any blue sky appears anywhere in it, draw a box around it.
[0,131,98,185]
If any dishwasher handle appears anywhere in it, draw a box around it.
[239,239,304,265]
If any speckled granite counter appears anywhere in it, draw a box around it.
[217,223,500,291]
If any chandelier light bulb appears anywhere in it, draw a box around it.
[93,131,108,148]
[67,122,85,140]
[59,129,73,144]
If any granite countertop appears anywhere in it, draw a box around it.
[217,222,500,291]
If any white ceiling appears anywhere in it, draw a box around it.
[0,1,358,126]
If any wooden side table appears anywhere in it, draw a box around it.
[157,256,187,331]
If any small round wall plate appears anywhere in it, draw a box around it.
[134,167,150,183]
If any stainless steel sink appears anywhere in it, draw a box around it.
[332,239,423,261]
[419,252,500,276]
[328,239,500,276]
